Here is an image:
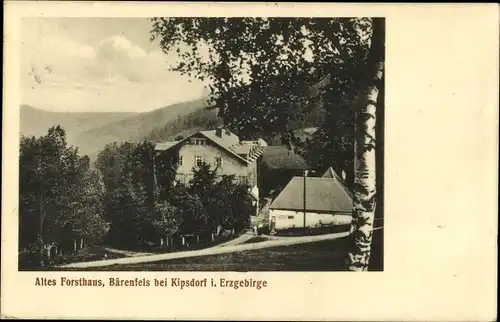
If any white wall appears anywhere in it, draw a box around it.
[269,209,352,230]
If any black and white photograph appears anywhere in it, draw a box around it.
[18,16,385,272]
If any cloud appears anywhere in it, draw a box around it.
[21,21,207,112]
[22,32,192,87]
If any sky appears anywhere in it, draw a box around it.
[21,18,207,113]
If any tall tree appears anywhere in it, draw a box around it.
[150,18,370,141]
[19,126,108,266]
[151,200,181,246]
[346,18,385,271]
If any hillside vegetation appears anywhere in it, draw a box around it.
[20,104,137,139]
[144,107,222,143]
[20,96,324,161]
[72,98,208,157]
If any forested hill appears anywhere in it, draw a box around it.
[69,98,209,157]
[144,107,222,143]
[146,109,324,145]
[21,97,325,161]
[20,105,138,138]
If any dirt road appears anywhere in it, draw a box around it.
[59,229,364,269]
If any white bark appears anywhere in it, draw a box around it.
[347,19,384,272]
[80,238,84,249]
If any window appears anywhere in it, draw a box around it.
[192,138,206,145]
[178,155,183,166]
[279,215,286,220]
[288,216,294,219]
[215,157,222,168]
[195,156,204,167]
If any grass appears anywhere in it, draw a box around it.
[60,229,384,272]
[19,246,127,271]
[124,233,240,254]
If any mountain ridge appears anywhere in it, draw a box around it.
[20,98,211,159]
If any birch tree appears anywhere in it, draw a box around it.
[346,18,385,271]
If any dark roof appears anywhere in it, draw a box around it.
[261,146,309,170]
[269,176,353,213]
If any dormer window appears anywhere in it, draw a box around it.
[191,138,206,145]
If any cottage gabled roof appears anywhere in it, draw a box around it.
[200,129,240,149]
[154,128,263,165]
[261,146,309,170]
[322,167,353,199]
[269,176,353,213]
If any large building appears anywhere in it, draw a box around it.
[268,167,353,230]
[155,127,264,204]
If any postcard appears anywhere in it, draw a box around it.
[2,2,498,320]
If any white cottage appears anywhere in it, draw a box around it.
[268,168,353,230]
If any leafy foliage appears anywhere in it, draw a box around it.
[19,126,108,267]
[95,141,170,247]
[150,17,373,185]
[145,107,222,143]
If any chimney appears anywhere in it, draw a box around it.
[215,128,223,138]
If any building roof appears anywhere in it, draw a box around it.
[321,167,353,199]
[154,128,263,165]
[199,129,240,149]
[269,176,353,213]
[155,141,179,150]
[261,146,309,170]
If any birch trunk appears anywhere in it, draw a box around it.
[80,238,84,249]
[347,18,384,271]
[73,240,77,252]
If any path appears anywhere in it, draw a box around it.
[214,230,255,248]
[100,247,152,257]
[60,228,386,269]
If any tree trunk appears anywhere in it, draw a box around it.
[80,238,84,249]
[38,184,45,266]
[160,238,164,246]
[73,239,77,252]
[45,245,51,263]
[346,18,385,271]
